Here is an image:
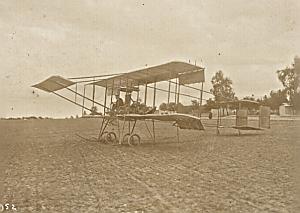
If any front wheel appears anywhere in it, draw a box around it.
[128,134,141,146]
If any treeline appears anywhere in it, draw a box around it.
[1,116,53,120]
[206,57,299,112]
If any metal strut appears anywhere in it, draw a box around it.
[52,91,101,115]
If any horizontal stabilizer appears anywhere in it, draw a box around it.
[32,76,75,92]
[232,126,263,131]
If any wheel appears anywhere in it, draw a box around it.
[99,131,108,143]
[128,134,141,146]
[105,132,117,144]
[122,133,130,145]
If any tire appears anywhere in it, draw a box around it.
[105,132,117,144]
[128,134,141,146]
[99,131,108,143]
[122,133,130,145]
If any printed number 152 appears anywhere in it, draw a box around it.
[0,204,17,211]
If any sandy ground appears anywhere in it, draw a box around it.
[0,118,299,212]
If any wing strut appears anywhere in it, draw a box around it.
[52,92,102,115]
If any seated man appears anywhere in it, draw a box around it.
[145,106,156,114]
[111,95,124,112]
[116,95,124,108]
[124,92,132,106]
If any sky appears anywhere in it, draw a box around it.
[0,0,299,118]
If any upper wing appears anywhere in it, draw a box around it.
[117,113,205,130]
[92,61,204,92]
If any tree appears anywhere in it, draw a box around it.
[260,89,287,111]
[205,98,217,110]
[277,57,300,109]
[243,94,255,101]
[211,70,235,102]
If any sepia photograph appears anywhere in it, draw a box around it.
[0,0,299,212]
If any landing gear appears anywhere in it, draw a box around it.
[122,133,141,146]
[99,131,118,144]
[98,117,142,147]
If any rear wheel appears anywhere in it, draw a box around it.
[99,131,108,143]
[105,132,117,144]
[122,133,130,145]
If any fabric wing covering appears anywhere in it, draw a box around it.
[32,76,75,92]
[92,61,204,90]
[178,70,205,85]
[117,113,205,130]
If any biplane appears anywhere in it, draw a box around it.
[33,61,207,145]
[213,100,271,135]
